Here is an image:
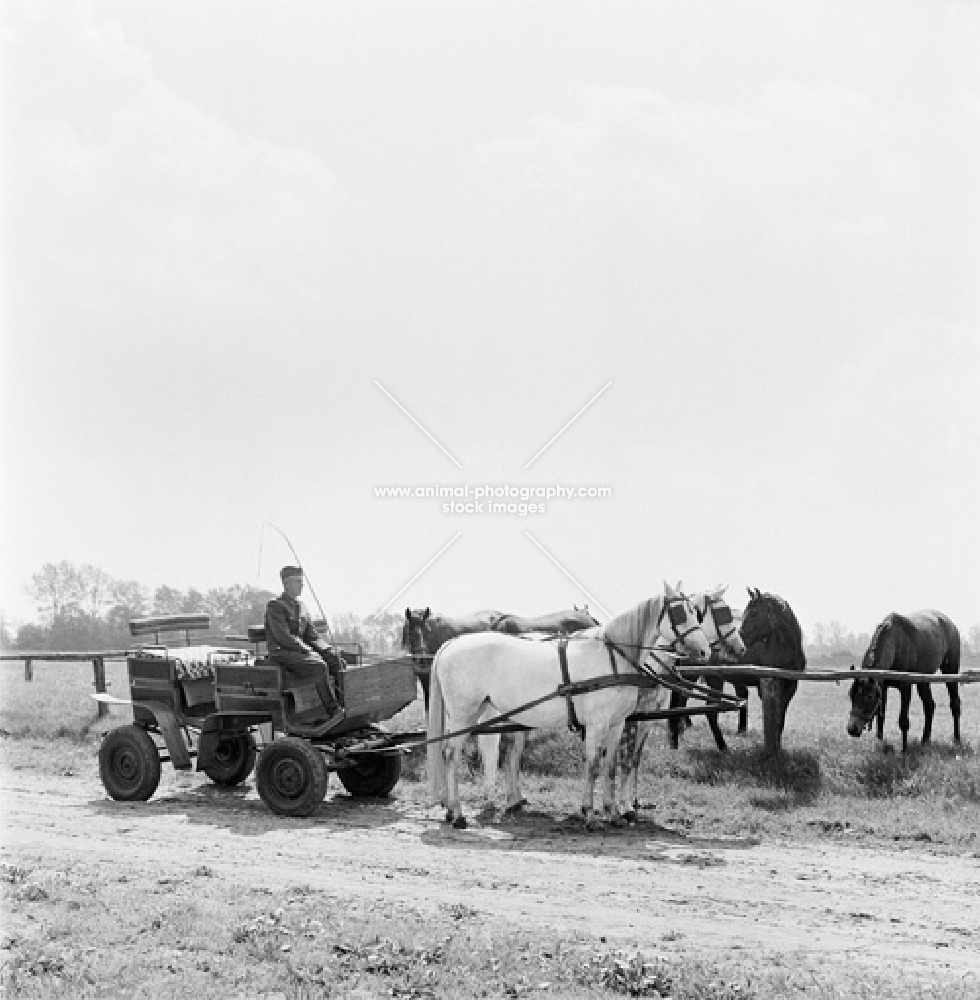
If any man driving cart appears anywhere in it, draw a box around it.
[265,565,345,731]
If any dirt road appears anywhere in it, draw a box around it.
[2,740,979,994]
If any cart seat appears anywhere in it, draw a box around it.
[133,644,253,680]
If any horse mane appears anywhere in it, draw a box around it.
[603,597,660,661]
[742,589,805,669]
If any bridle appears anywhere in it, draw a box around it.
[402,614,432,666]
[695,593,741,659]
[659,594,703,650]
[850,675,882,731]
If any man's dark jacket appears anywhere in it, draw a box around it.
[264,595,329,659]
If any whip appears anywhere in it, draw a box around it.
[258,521,333,639]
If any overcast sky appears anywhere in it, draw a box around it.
[2,0,978,639]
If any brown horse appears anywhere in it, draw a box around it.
[492,606,600,635]
[737,588,806,755]
[402,608,505,709]
[847,610,961,753]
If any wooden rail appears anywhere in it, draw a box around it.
[688,664,980,684]
[0,650,131,719]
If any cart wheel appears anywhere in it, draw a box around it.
[255,737,328,817]
[99,725,162,802]
[203,732,256,786]
[337,752,402,798]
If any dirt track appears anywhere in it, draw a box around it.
[2,740,979,993]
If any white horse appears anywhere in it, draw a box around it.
[479,584,744,819]
[426,583,711,829]
[614,585,746,823]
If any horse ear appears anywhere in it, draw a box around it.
[404,607,411,620]
[664,580,677,597]
[424,607,431,620]
[675,580,684,594]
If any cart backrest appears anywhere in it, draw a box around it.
[129,614,212,646]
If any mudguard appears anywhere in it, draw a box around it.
[136,700,192,770]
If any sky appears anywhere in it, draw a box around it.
[2,0,978,641]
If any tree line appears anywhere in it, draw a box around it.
[3,562,978,658]
[805,620,980,660]
[2,562,404,654]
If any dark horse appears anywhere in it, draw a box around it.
[847,610,961,753]
[669,587,805,754]
[402,605,600,711]
[402,608,504,710]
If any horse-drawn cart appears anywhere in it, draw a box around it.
[94,614,420,816]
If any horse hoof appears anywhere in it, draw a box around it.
[623,810,637,825]
[504,800,526,815]
[584,818,603,833]
[445,809,453,824]
[452,816,468,830]
[609,815,627,829]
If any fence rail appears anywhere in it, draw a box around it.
[3,652,978,726]
[0,650,131,718]
[689,664,980,685]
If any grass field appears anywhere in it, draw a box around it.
[2,658,980,998]
[3,655,979,851]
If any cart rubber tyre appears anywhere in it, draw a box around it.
[255,737,328,816]
[99,725,162,802]
[203,732,256,786]
[337,752,402,798]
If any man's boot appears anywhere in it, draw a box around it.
[312,678,344,730]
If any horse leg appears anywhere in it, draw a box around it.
[876,687,888,741]
[614,722,633,822]
[502,731,528,813]
[947,680,962,743]
[667,691,686,749]
[758,678,783,755]
[735,683,749,733]
[778,679,798,742]
[420,673,430,714]
[479,732,500,800]
[444,735,468,829]
[619,722,651,823]
[600,719,628,827]
[917,682,935,745]
[897,685,912,754]
[580,728,605,831]
[705,677,728,753]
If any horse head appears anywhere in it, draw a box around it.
[847,664,881,737]
[402,607,432,662]
[695,585,745,663]
[660,581,711,664]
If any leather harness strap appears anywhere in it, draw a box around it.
[557,634,586,739]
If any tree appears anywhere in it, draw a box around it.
[969,625,980,655]
[152,585,185,616]
[28,562,86,622]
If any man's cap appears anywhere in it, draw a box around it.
[280,565,304,582]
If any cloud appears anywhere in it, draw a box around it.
[477,80,919,256]
[830,319,980,467]
[4,0,341,323]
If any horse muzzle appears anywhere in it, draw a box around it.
[846,715,865,738]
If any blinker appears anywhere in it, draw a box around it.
[712,606,734,627]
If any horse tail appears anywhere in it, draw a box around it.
[426,650,448,806]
